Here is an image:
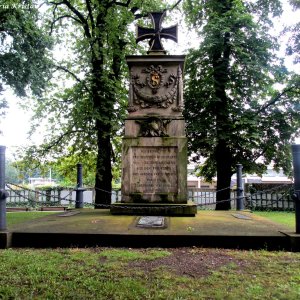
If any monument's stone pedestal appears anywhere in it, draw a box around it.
[110,55,196,216]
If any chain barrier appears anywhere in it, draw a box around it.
[247,197,286,209]
[215,186,232,193]
[91,198,234,210]
[5,183,78,206]
[247,184,292,198]
[92,197,235,210]
[94,187,116,194]
[4,182,295,211]
[6,182,77,201]
[245,184,294,210]
[6,187,38,204]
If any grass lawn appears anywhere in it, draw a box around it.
[6,212,58,228]
[252,211,296,229]
[1,211,299,299]
[0,247,299,299]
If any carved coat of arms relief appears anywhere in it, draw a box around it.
[128,64,183,111]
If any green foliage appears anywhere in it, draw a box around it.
[5,159,21,183]
[286,1,300,64]
[49,150,97,187]
[0,0,53,97]
[184,0,300,186]
[33,185,59,190]
[12,158,53,183]
[16,0,165,205]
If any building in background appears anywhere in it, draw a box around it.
[28,177,56,187]
[187,164,292,189]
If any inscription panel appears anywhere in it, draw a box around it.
[130,146,177,193]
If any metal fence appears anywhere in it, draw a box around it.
[188,188,236,209]
[188,186,295,211]
[4,185,296,211]
[5,187,122,208]
[245,190,294,211]
[6,189,74,207]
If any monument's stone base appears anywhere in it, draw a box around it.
[110,201,197,216]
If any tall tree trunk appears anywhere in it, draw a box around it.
[91,31,124,208]
[215,141,232,210]
[91,53,114,208]
[94,121,112,208]
[212,27,232,210]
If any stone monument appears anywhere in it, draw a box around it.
[110,11,197,216]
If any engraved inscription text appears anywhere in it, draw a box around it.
[131,147,177,193]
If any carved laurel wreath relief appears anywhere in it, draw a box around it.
[128,64,183,111]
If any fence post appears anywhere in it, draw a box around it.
[292,145,300,234]
[0,146,8,231]
[75,163,85,209]
[236,164,244,211]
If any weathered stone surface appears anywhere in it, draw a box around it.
[121,137,187,203]
[126,56,185,117]
[232,213,252,220]
[131,146,177,193]
[137,216,165,228]
[115,54,194,215]
[110,201,197,216]
[124,117,186,137]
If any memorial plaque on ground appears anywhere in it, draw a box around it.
[137,216,165,228]
[232,213,252,220]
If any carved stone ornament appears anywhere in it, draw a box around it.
[143,65,166,92]
[136,117,171,137]
[131,65,179,109]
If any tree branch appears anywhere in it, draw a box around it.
[49,1,65,6]
[50,15,82,34]
[114,0,131,7]
[62,0,87,24]
[258,85,298,114]
[85,0,95,33]
[41,129,86,153]
[170,0,183,11]
[55,65,91,94]
[49,0,92,39]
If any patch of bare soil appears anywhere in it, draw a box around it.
[127,248,247,278]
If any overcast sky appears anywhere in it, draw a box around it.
[0,2,299,159]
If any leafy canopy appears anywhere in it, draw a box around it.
[0,0,53,97]
[16,0,166,191]
[184,0,300,182]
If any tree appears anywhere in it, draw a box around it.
[48,150,97,187]
[5,159,21,183]
[286,0,300,63]
[184,0,300,209]
[0,0,52,98]
[19,0,164,208]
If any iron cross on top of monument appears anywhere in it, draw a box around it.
[136,10,178,54]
